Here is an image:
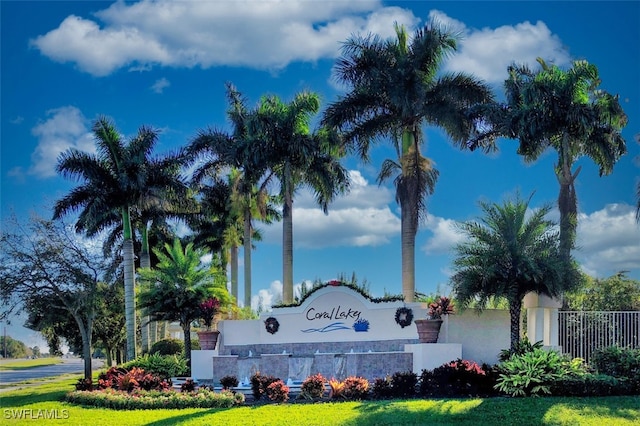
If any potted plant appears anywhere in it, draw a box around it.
[197,297,221,350]
[415,296,455,343]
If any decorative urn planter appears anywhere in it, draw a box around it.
[415,319,443,343]
[197,330,220,350]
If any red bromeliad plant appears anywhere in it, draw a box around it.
[200,297,221,330]
[428,296,455,320]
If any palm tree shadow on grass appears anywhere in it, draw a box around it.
[143,408,234,426]
[342,397,640,426]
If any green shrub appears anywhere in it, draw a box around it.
[550,373,639,396]
[121,353,188,379]
[266,380,289,403]
[342,376,369,400]
[390,371,417,398]
[495,348,587,397]
[300,373,326,399]
[150,338,184,356]
[65,387,240,409]
[591,346,640,379]
[499,338,544,362]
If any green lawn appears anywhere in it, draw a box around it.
[0,358,63,371]
[1,377,638,425]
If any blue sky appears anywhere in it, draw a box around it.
[2,1,639,351]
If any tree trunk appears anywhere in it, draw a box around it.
[182,322,192,376]
[557,133,579,266]
[400,197,417,303]
[73,314,94,380]
[139,225,151,354]
[243,194,252,308]
[282,166,294,304]
[230,244,238,302]
[123,237,137,361]
[105,347,113,367]
[509,298,523,351]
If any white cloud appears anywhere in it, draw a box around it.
[28,106,95,178]
[31,1,418,76]
[421,214,466,254]
[575,204,640,276]
[151,77,170,93]
[429,10,571,84]
[261,170,400,248]
[251,279,313,311]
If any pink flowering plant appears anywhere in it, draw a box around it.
[428,296,455,320]
[200,297,221,330]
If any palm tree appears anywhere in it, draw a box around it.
[450,194,579,350]
[138,239,230,371]
[502,58,627,264]
[54,117,188,360]
[256,92,350,304]
[187,83,274,308]
[323,22,494,302]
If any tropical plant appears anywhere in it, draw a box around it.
[54,117,189,360]
[323,21,494,302]
[137,238,231,370]
[187,83,275,307]
[496,58,628,266]
[427,296,455,319]
[256,92,350,303]
[450,193,580,349]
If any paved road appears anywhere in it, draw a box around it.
[0,358,104,385]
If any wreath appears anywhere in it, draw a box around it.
[395,307,414,328]
[264,316,280,335]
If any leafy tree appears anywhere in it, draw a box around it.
[450,193,580,350]
[565,272,640,311]
[323,21,494,302]
[1,215,105,379]
[257,92,350,303]
[137,239,232,370]
[0,336,29,359]
[93,281,126,366]
[499,59,627,265]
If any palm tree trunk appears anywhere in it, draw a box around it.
[139,224,151,354]
[557,133,579,268]
[400,199,416,303]
[122,205,137,361]
[243,194,252,308]
[283,166,294,304]
[230,245,238,302]
[509,298,523,351]
[182,322,192,376]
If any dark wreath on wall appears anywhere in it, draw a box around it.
[395,307,414,328]
[264,316,280,335]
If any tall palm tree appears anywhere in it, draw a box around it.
[54,117,187,360]
[138,239,230,371]
[450,194,579,349]
[502,58,627,264]
[323,22,494,302]
[257,93,350,304]
[187,83,274,307]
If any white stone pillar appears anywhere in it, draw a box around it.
[523,293,562,349]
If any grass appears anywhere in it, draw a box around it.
[0,376,638,425]
[0,358,63,371]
